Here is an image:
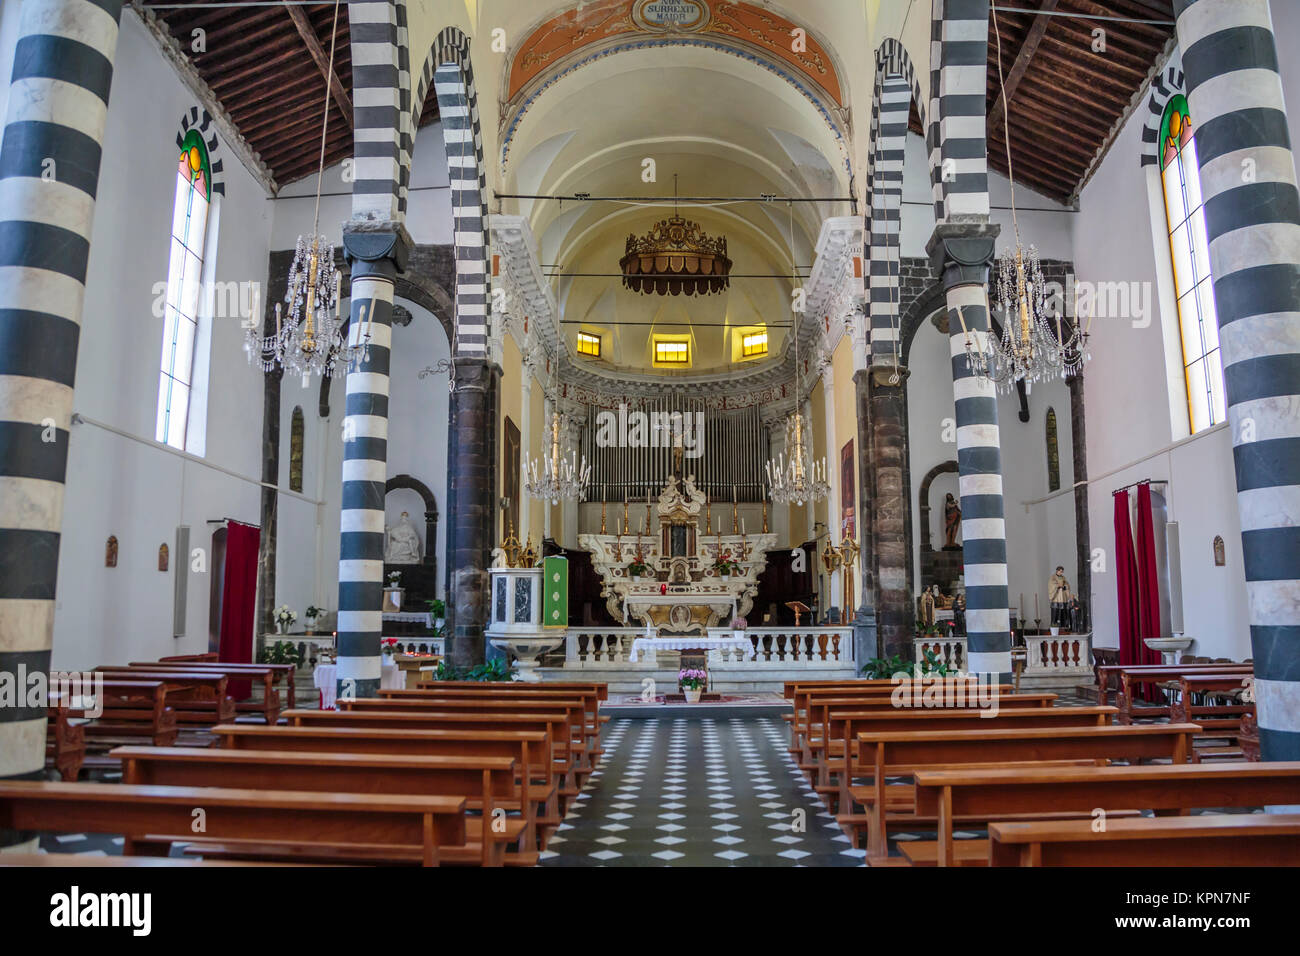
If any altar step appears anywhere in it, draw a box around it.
[536,664,857,695]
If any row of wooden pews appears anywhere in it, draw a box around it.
[783,677,1300,867]
[44,654,298,780]
[13,680,609,867]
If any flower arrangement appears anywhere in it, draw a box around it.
[627,559,650,577]
[304,605,324,631]
[387,571,402,587]
[274,605,297,632]
[712,550,742,576]
[678,668,708,690]
[381,637,399,657]
[732,616,748,630]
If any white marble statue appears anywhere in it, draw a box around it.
[385,511,422,564]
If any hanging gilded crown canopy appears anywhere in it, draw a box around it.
[619,213,731,296]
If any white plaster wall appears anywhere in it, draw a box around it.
[273,122,453,248]
[52,13,288,669]
[907,319,1076,622]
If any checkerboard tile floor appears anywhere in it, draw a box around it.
[539,716,865,867]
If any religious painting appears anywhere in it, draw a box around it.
[1046,407,1061,492]
[840,438,855,539]
[503,417,521,537]
[158,543,169,572]
[105,536,118,568]
[1213,535,1226,567]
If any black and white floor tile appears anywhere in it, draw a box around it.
[539,716,865,867]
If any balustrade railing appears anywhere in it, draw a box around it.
[1024,632,1092,677]
[562,627,855,668]
[914,636,967,673]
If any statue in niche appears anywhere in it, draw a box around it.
[385,511,422,564]
[158,543,169,572]
[105,536,118,568]
[943,493,961,549]
[1049,566,1073,629]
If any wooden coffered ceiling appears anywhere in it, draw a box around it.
[143,1,1172,201]
[140,0,438,187]
[910,0,1175,204]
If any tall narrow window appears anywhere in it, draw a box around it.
[1159,94,1223,434]
[1045,407,1060,493]
[289,406,304,493]
[157,130,211,449]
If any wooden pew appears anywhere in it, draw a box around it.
[160,653,219,663]
[0,780,466,866]
[382,685,607,758]
[351,695,598,772]
[131,660,296,723]
[45,701,85,782]
[114,746,528,866]
[1172,673,1255,760]
[211,723,561,845]
[1095,663,1251,722]
[829,706,1118,837]
[798,688,1053,772]
[282,708,583,806]
[914,761,1300,866]
[820,703,1115,796]
[0,853,303,867]
[989,813,1300,866]
[94,668,233,725]
[56,680,177,750]
[856,722,1202,863]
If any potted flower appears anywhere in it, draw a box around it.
[732,615,747,642]
[679,667,707,704]
[627,559,649,582]
[425,598,446,633]
[380,637,399,661]
[712,551,742,577]
[304,605,324,635]
[274,604,296,635]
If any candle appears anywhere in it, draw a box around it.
[1035,593,1040,618]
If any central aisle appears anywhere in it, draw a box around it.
[540,715,866,866]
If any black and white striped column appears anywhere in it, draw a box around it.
[335,228,408,699]
[931,0,991,220]
[928,226,1010,678]
[0,0,123,847]
[1174,0,1300,760]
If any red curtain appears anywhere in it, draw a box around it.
[1134,484,1165,660]
[216,521,260,700]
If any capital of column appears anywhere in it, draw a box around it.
[342,219,414,275]
[926,221,1000,288]
[451,356,501,395]
[866,364,910,388]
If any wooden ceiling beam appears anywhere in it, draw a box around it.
[987,0,1059,142]
[286,5,353,127]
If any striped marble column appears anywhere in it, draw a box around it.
[928,225,1010,678]
[0,0,124,819]
[335,227,408,699]
[1174,0,1300,760]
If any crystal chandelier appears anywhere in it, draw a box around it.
[962,7,1090,394]
[525,411,591,504]
[962,243,1089,394]
[243,0,359,386]
[766,202,829,507]
[766,409,829,506]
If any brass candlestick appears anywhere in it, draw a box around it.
[600,484,607,535]
[762,498,768,534]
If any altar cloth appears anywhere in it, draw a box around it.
[628,636,754,663]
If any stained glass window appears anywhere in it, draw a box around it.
[1159,94,1223,434]
[654,339,689,365]
[576,331,601,357]
[741,330,768,358]
[157,129,211,450]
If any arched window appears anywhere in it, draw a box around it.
[1159,94,1223,434]
[289,406,304,493]
[156,130,212,449]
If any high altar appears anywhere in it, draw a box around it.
[578,474,776,633]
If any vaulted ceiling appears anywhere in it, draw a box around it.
[142,0,1174,204]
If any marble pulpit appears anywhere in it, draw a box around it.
[578,475,775,634]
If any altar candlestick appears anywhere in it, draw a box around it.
[732,499,738,535]
[1034,593,1040,619]
[600,484,607,534]
[762,499,768,534]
